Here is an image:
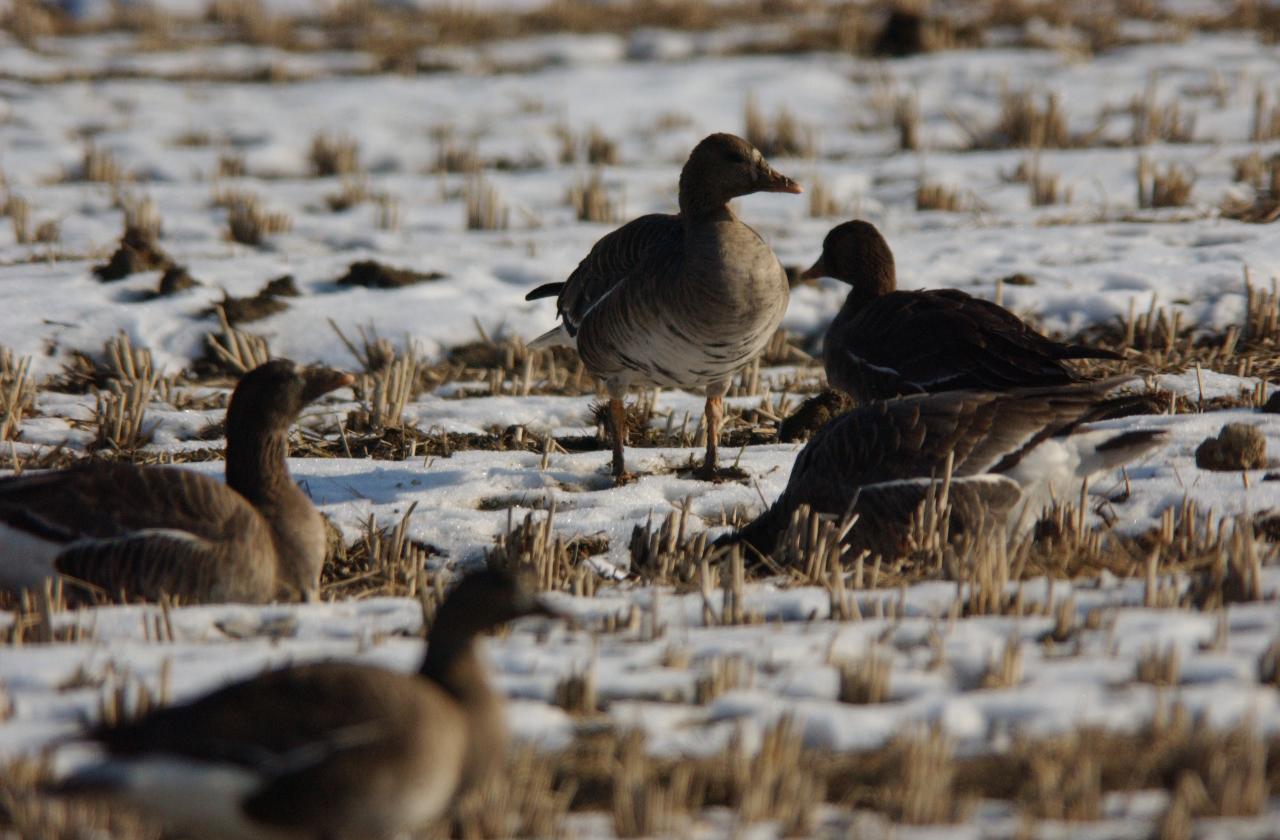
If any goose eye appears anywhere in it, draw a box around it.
[726,151,749,165]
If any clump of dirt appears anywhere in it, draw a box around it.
[445,338,578,372]
[261,274,300,297]
[1000,272,1036,286]
[873,9,924,55]
[778,389,854,443]
[448,340,512,368]
[156,265,199,296]
[336,260,445,289]
[93,225,171,281]
[872,8,958,56]
[1260,392,1280,414]
[212,274,300,325]
[1195,423,1267,471]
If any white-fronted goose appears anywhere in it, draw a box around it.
[526,132,801,482]
[0,359,353,603]
[805,220,1122,403]
[724,382,1165,560]
[60,570,556,840]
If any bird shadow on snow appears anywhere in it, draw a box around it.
[300,466,471,505]
[298,460,610,507]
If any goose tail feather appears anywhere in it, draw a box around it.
[525,282,564,302]
[528,324,574,350]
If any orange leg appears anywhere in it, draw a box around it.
[608,397,629,482]
[697,394,723,479]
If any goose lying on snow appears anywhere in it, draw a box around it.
[0,359,353,603]
[525,132,801,483]
[805,220,1122,404]
[722,382,1165,561]
[60,570,557,840]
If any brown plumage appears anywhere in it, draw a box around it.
[0,359,353,603]
[806,220,1122,404]
[526,133,801,483]
[723,382,1165,561]
[61,570,556,840]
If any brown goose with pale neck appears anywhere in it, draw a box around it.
[525,132,801,483]
[0,359,353,603]
[807,220,1122,404]
[721,381,1165,562]
[60,569,557,840]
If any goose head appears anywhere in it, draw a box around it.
[226,359,355,442]
[801,220,897,298]
[679,133,801,217]
[432,568,557,639]
[421,568,558,686]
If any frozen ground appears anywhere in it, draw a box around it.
[1,2,1280,836]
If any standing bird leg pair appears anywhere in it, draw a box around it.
[695,393,725,481]
[607,396,631,484]
[606,393,725,484]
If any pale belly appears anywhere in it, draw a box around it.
[613,316,776,392]
[580,279,788,393]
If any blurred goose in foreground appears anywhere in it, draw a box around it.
[722,382,1165,561]
[525,132,801,483]
[61,570,556,840]
[806,220,1122,404]
[0,359,352,603]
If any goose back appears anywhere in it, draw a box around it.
[810,220,1120,403]
[0,359,349,603]
[731,382,1153,558]
[68,569,553,839]
[0,462,278,601]
[549,213,683,337]
[93,663,470,839]
[526,134,796,397]
[825,289,1111,401]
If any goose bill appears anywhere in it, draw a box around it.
[762,170,803,194]
[301,368,356,402]
[799,256,827,281]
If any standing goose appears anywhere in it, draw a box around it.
[0,359,352,603]
[723,382,1165,561]
[806,220,1122,404]
[60,569,557,840]
[525,133,801,483]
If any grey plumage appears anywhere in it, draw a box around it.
[724,382,1166,561]
[60,570,557,840]
[0,360,353,603]
[527,133,801,481]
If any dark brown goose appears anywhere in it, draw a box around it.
[525,133,801,483]
[0,359,352,603]
[60,569,556,840]
[723,382,1165,561]
[806,220,1121,403]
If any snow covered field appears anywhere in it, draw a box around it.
[2,0,1280,836]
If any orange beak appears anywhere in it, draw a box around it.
[302,367,356,402]
[762,167,803,195]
